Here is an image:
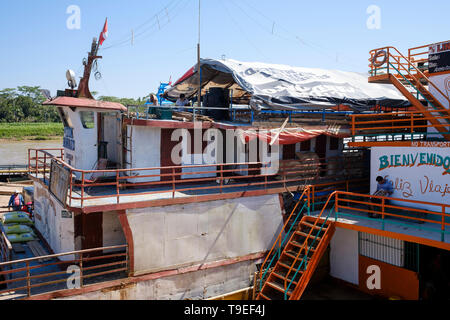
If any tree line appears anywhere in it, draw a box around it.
[0,86,149,123]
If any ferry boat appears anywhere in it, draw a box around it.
[0,37,449,301]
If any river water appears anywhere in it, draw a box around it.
[0,139,62,165]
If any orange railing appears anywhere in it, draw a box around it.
[408,40,450,71]
[335,191,450,241]
[28,149,367,209]
[368,45,450,106]
[0,244,128,299]
[27,148,64,183]
[350,110,450,138]
[284,193,336,299]
[256,187,450,297]
[256,179,368,291]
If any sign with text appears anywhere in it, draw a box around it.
[49,159,71,206]
[429,41,450,74]
[371,147,450,213]
[63,127,75,151]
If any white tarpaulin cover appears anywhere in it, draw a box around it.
[164,58,410,111]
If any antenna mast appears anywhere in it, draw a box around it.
[197,0,201,112]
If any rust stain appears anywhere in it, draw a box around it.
[101,281,136,295]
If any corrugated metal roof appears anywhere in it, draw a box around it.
[43,96,127,112]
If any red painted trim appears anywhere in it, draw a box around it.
[429,70,450,77]
[348,141,414,147]
[24,252,265,300]
[124,118,213,129]
[123,118,249,130]
[68,186,295,214]
[117,210,134,275]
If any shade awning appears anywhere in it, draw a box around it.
[238,124,350,145]
[164,58,410,112]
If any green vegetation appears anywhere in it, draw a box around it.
[98,95,151,106]
[0,86,60,123]
[0,122,63,140]
[0,86,151,140]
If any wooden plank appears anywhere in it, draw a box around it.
[28,241,51,262]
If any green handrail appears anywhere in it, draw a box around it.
[388,62,446,118]
[284,205,334,299]
[259,200,308,290]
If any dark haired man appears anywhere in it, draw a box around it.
[375,176,393,196]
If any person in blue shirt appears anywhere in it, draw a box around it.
[375,176,394,196]
[369,176,393,218]
[8,189,24,211]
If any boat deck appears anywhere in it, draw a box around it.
[33,172,366,210]
[308,204,450,245]
[0,243,128,300]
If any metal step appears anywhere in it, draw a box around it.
[266,281,293,296]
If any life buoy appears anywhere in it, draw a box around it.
[372,50,387,68]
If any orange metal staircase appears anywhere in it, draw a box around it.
[256,191,336,300]
[368,44,450,141]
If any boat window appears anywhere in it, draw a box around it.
[300,139,311,151]
[80,111,95,129]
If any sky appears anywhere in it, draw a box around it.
[0,0,449,99]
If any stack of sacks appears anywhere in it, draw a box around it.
[1,212,36,243]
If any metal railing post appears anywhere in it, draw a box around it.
[43,153,47,183]
[116,171,120,204]
[81,172,85,208]
[27,149,30,174]
[335,193,338,221]
[172,167,176,198]
[219,164,223,193]
[442,206,445,242]
[307,187,310,216]
[381,198,385,230]
[35,150,38,176]
[126,245,130,276]
[69,169,73,207]
[79,252,84,288]
[26,261,31,297]
[387,48,390,74]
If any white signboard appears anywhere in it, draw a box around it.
[371,147,450,213]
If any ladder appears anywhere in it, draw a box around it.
[256,216,335,300]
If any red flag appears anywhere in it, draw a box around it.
[99,18,108,46]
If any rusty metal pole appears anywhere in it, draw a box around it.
[196,0,201,119]
[79,252,84,288]
[26,261,31,297]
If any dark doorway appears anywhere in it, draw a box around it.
[283,143,296,160]
[419,245,450,300]
[74,212,103,257]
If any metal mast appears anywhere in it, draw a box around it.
[196,0,201,113]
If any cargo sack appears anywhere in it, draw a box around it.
[3,224,34,235]
[2,212,33,226]
[7,232,36,243]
